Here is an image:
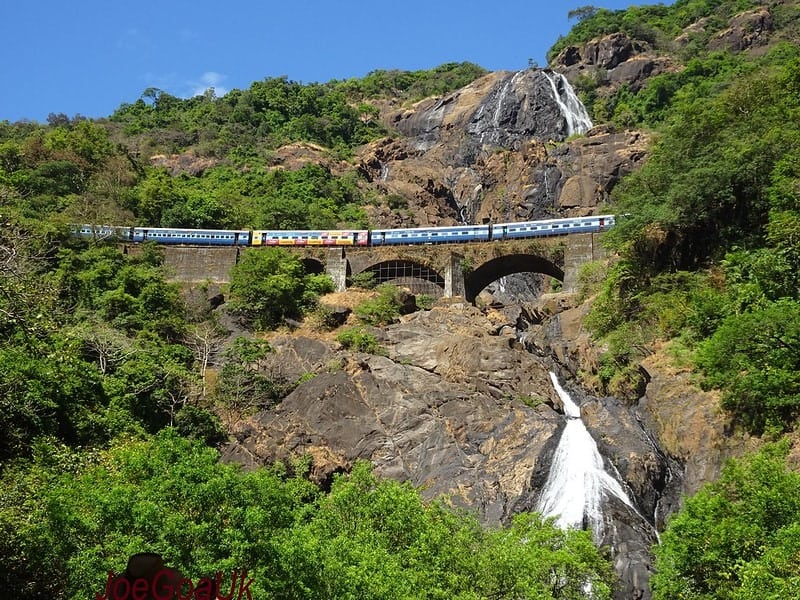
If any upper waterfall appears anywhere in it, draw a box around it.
[542,71,593,137]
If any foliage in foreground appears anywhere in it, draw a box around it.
[652,440,800,600]
[0,430,615,600]
[227,247,335,330]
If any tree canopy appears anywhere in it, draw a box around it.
[652,441,800,600]
[0,431,615,600]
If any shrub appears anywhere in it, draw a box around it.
[350,270,378,289]
[354,284,403,326]
[336,326,382,354]
[415,294,434,310]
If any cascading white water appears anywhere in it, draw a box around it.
[542,72,593,137]
[537,372,635,541]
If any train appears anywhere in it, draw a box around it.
[72,214,616,247]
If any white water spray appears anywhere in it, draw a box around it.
[537,372,634,541]
[542,72,593,137]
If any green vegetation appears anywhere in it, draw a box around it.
[0,53,626,599]
[0,432,614,600]
[330,62,488,103]
[415,293,435,310]
[6,0,800,594]
[336,326,383,354]
[581,38,800,430]
[0,62,487,234]
[652,441,800,599]
[560,3,800,591]
[354,284,406,326]
[227,247,335,330]
[349,269,378,289]
[550,1,783,64]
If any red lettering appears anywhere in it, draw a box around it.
[152,569,178,600]
[112,577,131,600]
[194,577,214,600]
[131,578,149,600]
[96,571,115,600]
[97,563,251,600]
[215,570,237,600]
[236,571,253,600]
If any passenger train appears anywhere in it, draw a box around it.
[73,214,615,247]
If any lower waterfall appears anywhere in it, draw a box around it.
[537,372,635,542]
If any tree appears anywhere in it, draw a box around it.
[279,460,615,599]
[0,431,317,600]
[213,336,283,427]
[228,247,333,330]
[568,5,599,22]
[652,441,800,600]
[695,299,800,434]
[184,319,228,397]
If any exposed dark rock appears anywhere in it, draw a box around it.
[708,8,774,53]
[359,69,648,231]
[552,33,673,92]
[327,305,352,327]
[223,307,563,522]
[222,302,685,599]
[635,351,758,515]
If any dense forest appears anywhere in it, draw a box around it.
[2,0,800,597]
[560,1,800,597]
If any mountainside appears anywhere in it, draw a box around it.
[4,1,800,599]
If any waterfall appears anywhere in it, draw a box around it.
[537,372,635,541]
[542,71,593,137]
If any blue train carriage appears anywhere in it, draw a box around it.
[490,215,617,240]
[370,224,491,245]
[134,227,251,245]
[73,224,133,241]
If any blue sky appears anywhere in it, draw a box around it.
[2,1,654,123]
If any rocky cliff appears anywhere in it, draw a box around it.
[357,68,648,230]
[222,296,671,599]
[217,8,793,597]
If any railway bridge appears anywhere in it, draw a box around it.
[148,232,606,302]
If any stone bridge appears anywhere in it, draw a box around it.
[147,232,607,302]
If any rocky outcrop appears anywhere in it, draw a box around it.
[636,349,757,502]
[358,71,649,230]
[149,152,221,176]
[223,300,683,599]
[224,306,563,523]
[708,8,775,53]
[552,32,673,92]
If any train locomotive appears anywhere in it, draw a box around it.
[73,214,615,247]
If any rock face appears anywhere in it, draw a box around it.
[708,8,775,53]
[552,32,674,93]
[225,306,563,523]
[223,301,677,599]
[357,68,648,230]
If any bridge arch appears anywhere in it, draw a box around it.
[351,259,446,296]
[465,253,563,303]
[301,257,325,275]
